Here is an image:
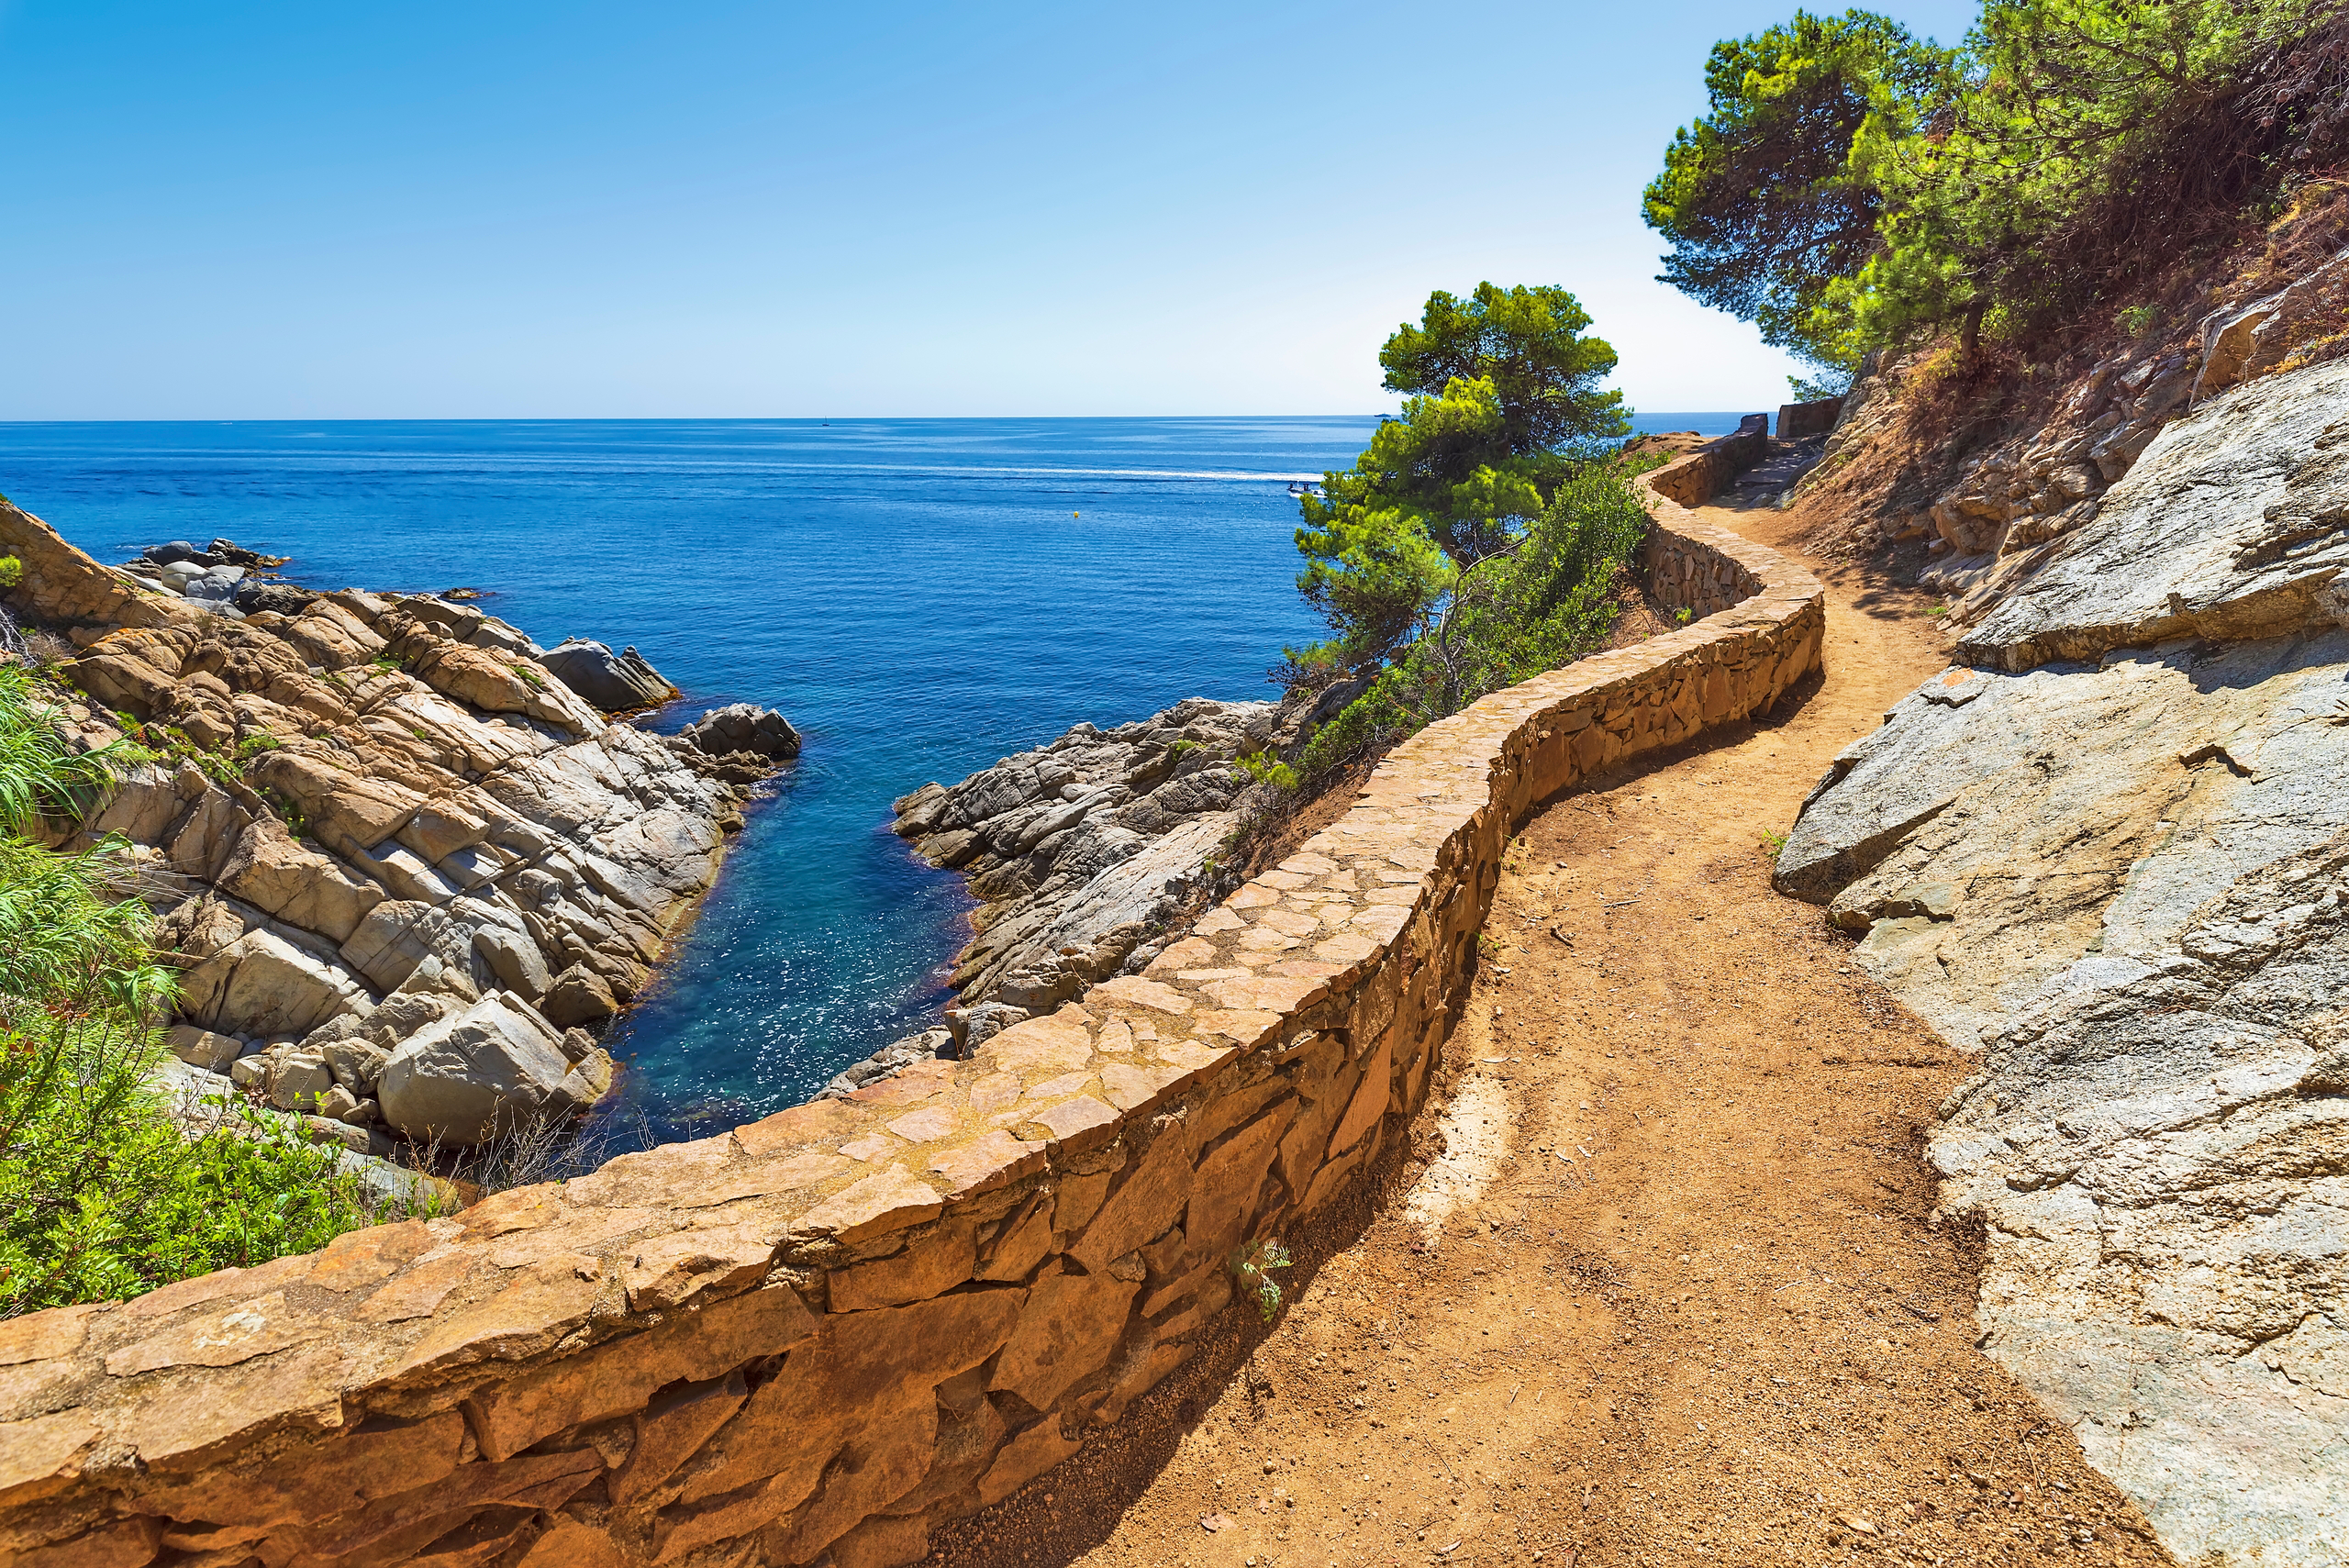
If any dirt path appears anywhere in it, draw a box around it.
[928,503,2175,1568]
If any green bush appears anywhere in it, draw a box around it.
[1300,464,1651,774]
[0,557,23,592]
[0,665,395,1313]
[1237,751,1301,792]
[0,1025,391,1312]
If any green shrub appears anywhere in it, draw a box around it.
[0,666,396,1312]
[1300,464,1651,775]
[0,1024,394,1311]
[1237,751,1301,792]
[1230,1238,1294,1322]
[0,557,23,592]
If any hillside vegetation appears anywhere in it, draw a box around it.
[0,662,389,1314]
[1648,0,2349,381]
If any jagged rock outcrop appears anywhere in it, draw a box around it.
[0,496,791,1151]
[1778,358,2349,1564]
[889,697,1278,1043]
[541,638,679,712]
[668,703,803,787]
[680,701,802,762]
[1798,241,2349,633]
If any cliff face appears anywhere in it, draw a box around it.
[0,499,761,1154]
[1776,238,2349,1562]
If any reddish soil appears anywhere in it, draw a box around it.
[927,501,2176,1568]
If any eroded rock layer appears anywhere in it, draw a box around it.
[1780,359,2349,1562]
[0,497,768,1153]
[889,698,1278,1042]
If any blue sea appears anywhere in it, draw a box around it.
[0,414,1751,1141]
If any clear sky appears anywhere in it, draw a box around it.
[0,1,1979,420]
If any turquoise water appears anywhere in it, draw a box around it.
[0,414,1750,1139]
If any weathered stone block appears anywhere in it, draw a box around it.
[1182,1106,1294,1273]
[464,1284,818,1461]
[674,1290,1019,1508]
[1068,1127,1186,1274]
[829,1221,977,1312]
[612,1372,748,1505]
[989,1262,1139,1414]
[975,1418,1080,1508]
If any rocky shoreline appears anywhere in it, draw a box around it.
[818,684,1355,1099]
[0,505,799,1173]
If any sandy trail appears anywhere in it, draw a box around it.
[928,502,2175,1568]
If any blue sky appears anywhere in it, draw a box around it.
[0,1,1978,419]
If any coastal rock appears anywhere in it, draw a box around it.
[376,992,580,1145]
[541,638,678,712]
[177,929,374,1040]
[541,962,620,1028]
[1778,357,2349,1564]
[818,1028,956,1098]
[0,496,762,1155]
[681,702,802,761]
[891,696,1275,1010]
[1954,360,2349,671]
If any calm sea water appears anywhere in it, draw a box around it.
[0,414,1749,1140]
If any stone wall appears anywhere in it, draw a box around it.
[0,457,1821,1568]
[1776,396,1844,440]
[1645,514,1765,619]
[1645,415,1768,509]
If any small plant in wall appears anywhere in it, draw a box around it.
[1230,1238,1294,1322]
[1674,606,1694,627]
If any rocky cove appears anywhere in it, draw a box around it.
[1,357,2341,1566]
[0,503,801,1173]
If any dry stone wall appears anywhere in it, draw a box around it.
[0,450,1821,1568]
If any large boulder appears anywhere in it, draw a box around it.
[541,639,677,712]
[231,577,322,617]
[177,929,373,1040]
[681,703,801,761]
[219,817,386,945]
[1954,358,2349,671]
[540,962,618,1028]
[375,993,582,1146]
[403,637,607,737]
